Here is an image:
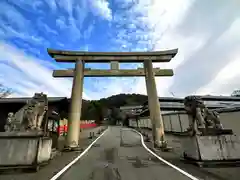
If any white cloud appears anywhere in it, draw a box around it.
[112,0,198,97]
[48,0,111,23]
[90,0,112,21]
[3,0,44,13]
[0,41,91,99]
[196,18,240,95]
[109,0,240,99]
[83,23,94,39]
[85,77,139,100]
[75,3,89,28]
[0,2,49,47]
[55,16,82,41]
[2,0,240,100]
[37,18,58,35]
[67,16,82,39]
[56,16,66,29]
[56,0,74,15]
[0,24,48,46]
[0,2,30,31]
[44,0,57,11]
[196,53,240,96]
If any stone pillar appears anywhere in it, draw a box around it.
[143,60,166,148]
[110,61,119,70]
[65,59,84,149]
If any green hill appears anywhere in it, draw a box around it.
[81,93,147,123]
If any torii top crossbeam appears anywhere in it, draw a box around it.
[47,48,178,63]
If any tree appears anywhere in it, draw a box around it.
[81,93,148,120]
[88,101,104,124]
[231,90,240,97]
[0,84,12,98]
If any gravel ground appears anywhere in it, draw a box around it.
[0,126,106,180]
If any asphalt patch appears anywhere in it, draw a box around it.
[88,163,121,180]
[104,148,118,163]
[92,143,101,147]
[126,156,149,168]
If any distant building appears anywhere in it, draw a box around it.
[121,96,240,118]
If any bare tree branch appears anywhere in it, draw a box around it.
[231,90,240,97]
[0,84,12,98]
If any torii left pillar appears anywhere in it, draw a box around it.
[65,59,84,149]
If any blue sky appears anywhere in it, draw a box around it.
[0,0,240,100]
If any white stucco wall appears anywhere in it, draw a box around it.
[130,110,240,136]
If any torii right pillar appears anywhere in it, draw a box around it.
[143,55,176,149]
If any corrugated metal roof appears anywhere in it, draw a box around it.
[138,101,240,117]
[199,95,240,101]
[216,107,240,113]
[143,96,240,106]
[122,101,240,113]
[157,107,240,116]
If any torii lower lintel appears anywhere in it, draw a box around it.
[52,69,174,77]
[52,55,173,63]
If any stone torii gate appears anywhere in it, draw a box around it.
[47,48,178,150]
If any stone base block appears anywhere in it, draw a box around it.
[182,134,240,161]
[0,133,52,169]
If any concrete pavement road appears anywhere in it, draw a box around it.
[57,126,192,180]
[140,128,240,180]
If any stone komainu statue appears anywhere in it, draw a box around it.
[4,112,16,132]
[4,93,48,132]
[203,107,223,129]
[183,96,223,134]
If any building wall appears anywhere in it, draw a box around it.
[219,111,240,136]
[130,110,240,136]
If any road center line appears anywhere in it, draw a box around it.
[49,127,109,180]
[131,129,200,180]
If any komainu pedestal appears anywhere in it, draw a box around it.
[0,93,52,171]
[182,96,240,167]
[182,129,240,167]
[0,132,52,171]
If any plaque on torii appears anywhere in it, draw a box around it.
[47,48,178,150]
